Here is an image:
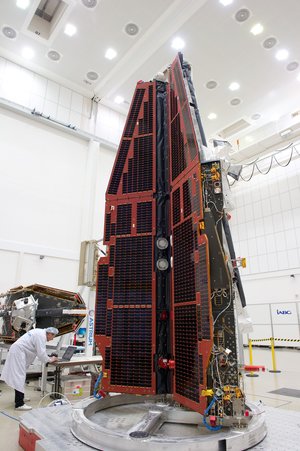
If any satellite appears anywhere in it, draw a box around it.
[94,53,249,426]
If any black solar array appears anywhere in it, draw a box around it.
[174,304,200,402]
[172,188,181,226]
[171,115,186,180]
[173,218,195,303]
[107,140,130,195]
[183,179,192,218]
[111,308,152,387]
[114,236,152,305]
[198,242,211,340]
[137,202,152,233]
[95,265,108,335]
[116,204,132,235]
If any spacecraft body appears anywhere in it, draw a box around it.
[0,284,86,341]
[95,54,247,424]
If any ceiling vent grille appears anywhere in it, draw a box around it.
[25,0,70,41]
[35,0,61,22]
[218,119,251,139]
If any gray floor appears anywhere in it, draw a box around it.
[0,347,299,450]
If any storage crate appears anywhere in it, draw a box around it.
[60,375,91,401]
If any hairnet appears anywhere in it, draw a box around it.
[45,327,59,335]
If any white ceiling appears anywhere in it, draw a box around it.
[1,0,300,161]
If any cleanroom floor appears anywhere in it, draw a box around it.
[0,347,299,450]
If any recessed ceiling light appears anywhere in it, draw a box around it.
[251,113,261,120]
[16,0,30,9]
[271,113,280,121]
[280,128,292,137]
[64,23,77,37]
[230,98,241,106]
[219,0,233,5]
[47,50,62,62]
[22,46,34,60]
[208,113,217,120]
[105,48,117,60]
[115,96,124,104]
[297,73,300,82]
[2,26,17,40]
[206,80,218,89]
[235,8,251,23]
[275,49,289,61]
[125,23,139,36]
[263,37,277,49]
[250,23,264,36]
[86,71,99,81]
[286,61,299,71]
[229,82,240,91]
[171,37,185,50]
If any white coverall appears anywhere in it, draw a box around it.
[0,328,51,393]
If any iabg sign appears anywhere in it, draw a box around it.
[271,303,297,325]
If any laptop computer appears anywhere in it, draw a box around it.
[58,346,77,362]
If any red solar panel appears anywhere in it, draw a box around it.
[169,55,213,412]
[95,82,157,394]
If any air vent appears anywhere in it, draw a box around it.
[2,26,17,40]
[81,0,98,8]
[287,61,299,71]
[47,49,62,62]
[230,98,241,106]
[206,80,218,89]
[263,37,277,49]
[218,119,251,139]
[235,8,251,23]
[25,0,70,41]
[86,71,99,81]
[124,23,139,36]
[251,113,261,121]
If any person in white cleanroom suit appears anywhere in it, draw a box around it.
[0,327,59,410]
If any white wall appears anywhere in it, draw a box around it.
[0,56,125,145]
[230,154,300,342]
[0,107,116,294]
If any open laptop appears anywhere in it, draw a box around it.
[57,346,77,362]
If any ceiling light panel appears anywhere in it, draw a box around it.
[208,113,217,120]
[105,48,117,60]
[171,37,185,50]
[16,0,30,9]
[22,46,35,59]
[276,49,289,61]
[229,82,240,91]
[297,73,300,82]
[280,128,292,137]
[250,23,264,36]
[219,0,233,5]
[115,96,124,104]
[64,23,77,37]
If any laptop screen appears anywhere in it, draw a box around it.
[61,346,77,361]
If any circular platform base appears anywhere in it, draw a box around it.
[71,394,267,451]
